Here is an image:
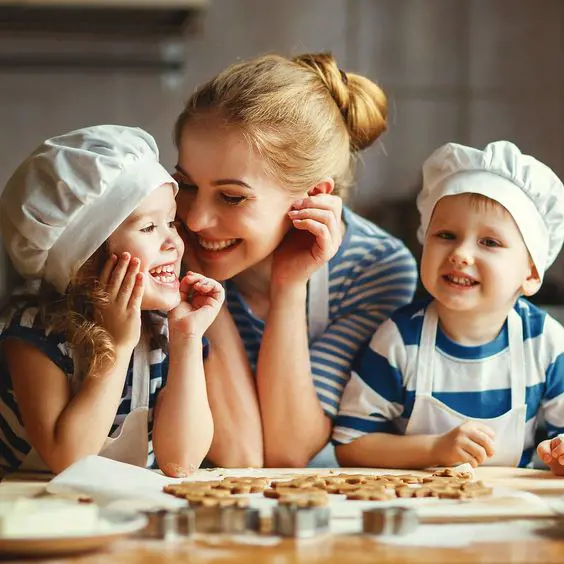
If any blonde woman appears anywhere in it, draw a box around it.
[173,53,418,468]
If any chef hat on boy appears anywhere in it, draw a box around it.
[0,125,177,293]
[416,140,564,280]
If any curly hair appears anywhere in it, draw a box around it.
[2,246,164,381]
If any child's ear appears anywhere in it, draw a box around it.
[306,178,335,197]
[522,263,542,297]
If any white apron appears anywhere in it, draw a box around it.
[307,264,339,467]
[19,336,151,472]
[405,302,527,467]
[308,262,330,343]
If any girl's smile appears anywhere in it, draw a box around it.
[108,184,184,311]
[148,262,180,288]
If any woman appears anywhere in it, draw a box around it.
[173,52,418,468]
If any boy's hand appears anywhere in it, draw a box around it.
[96,252,144,350]
[433,421,496,468]
[168,271,225,340]
[537,437,564,476]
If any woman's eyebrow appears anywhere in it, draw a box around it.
[175,164,254,191]
[211,179,253,190]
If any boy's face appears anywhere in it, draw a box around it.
[108,183,184,311]
[420,194,540,316]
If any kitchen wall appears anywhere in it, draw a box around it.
[1,0,563,305]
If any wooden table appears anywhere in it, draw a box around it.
[2,467,564,563]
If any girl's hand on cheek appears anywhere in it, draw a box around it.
[168,271,225,340]
[272,194,343,288]
[96,252,144,350]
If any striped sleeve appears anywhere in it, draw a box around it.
[540,316,564,438]
[0,307,73,374]
[332,318,408,444]
[310,240,417,418]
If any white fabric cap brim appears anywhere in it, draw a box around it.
[45,158,177,293]
[417,170,548,279]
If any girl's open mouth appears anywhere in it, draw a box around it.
[149,264,179,287]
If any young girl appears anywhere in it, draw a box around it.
[0,125,223,477]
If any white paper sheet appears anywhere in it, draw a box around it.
[47,456,186,511]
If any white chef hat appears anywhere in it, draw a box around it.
[0,125,178,294]
[416,140,564,280]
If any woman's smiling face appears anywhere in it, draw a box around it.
[174,121,299,281]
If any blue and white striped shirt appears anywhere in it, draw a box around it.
[333,298,564,467]
[0,307,171,471]
[225,206,418,418]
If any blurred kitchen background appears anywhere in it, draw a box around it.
[0,0,563,319]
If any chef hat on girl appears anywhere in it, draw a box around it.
[0,125,177,293]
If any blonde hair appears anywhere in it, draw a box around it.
[468,193,511,216]
[174,52,387,198]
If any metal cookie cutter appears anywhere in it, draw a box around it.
[142,507,196,540]
[220,506,261,534]
[273,504,331,538]
[362,507,419,536]
[192,505,261,534]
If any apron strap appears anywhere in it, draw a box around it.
[415,302,439,396]
[131,332,151,410]
[308,262,330,343]
[417,302,526,407]
[507,308,526,407]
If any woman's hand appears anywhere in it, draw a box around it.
[272,194,343,288]
[168,272,225,340]
[96,252,144,350]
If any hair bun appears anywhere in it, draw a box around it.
[293,52,388,151]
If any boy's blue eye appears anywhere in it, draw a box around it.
[140,224,156,233]
[436,231,455,240]
[481,238,501,248]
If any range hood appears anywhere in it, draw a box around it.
[0,0,209,37]
[0,1,209,76]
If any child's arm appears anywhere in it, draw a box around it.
[336,421,495,469]
[333,317,495,469]
[536,324,564,475]
[4,253,143,473]
[152,272,224,477]
[5,340,134,473]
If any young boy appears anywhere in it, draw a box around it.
[333,141,564,474]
